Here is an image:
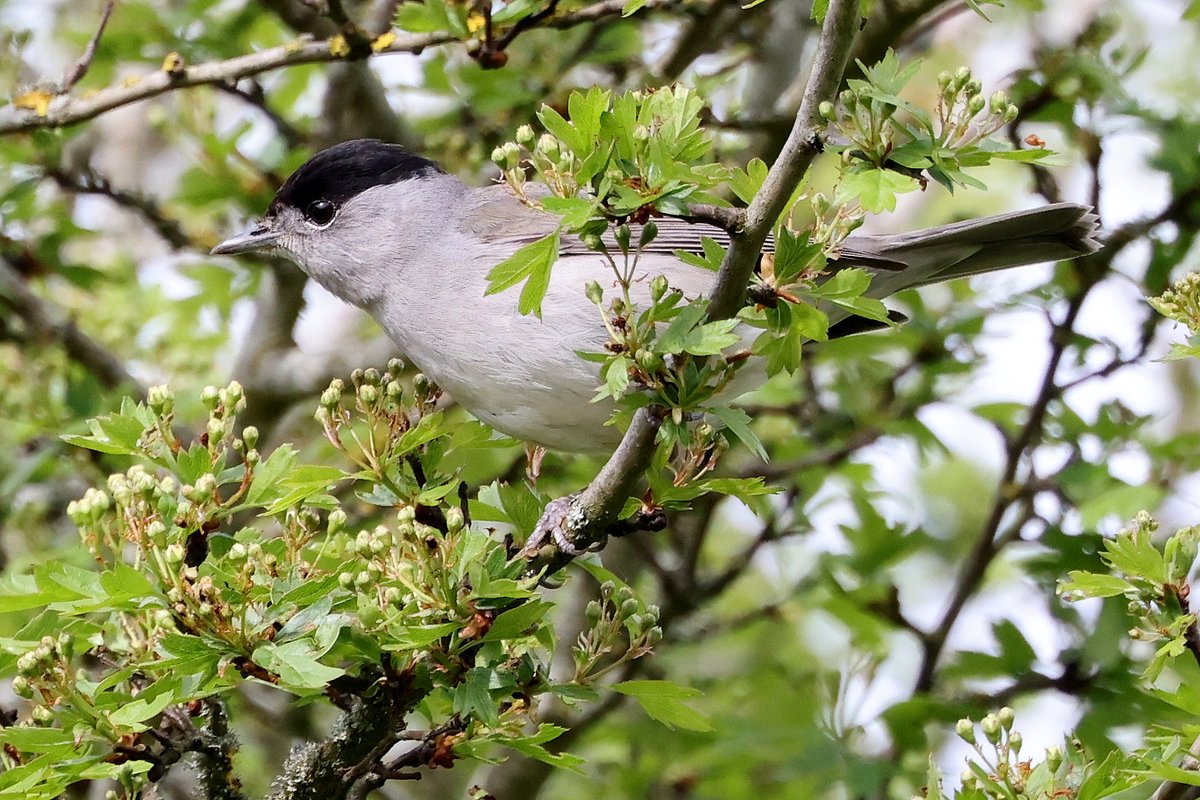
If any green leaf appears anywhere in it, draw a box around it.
[59,434,133,455]
[814,268,872,299]
[108,685,177,727]
[244,444,299,505]
[612,679,714,732]
[484,233,561,317]
[0,573,78,613]
[840,168,920,213]
[454,667,500,727]
[1060,571,1133,599]
[829,295,892,324]
[98,564,160,609]
[595,354,630,402]
[771,228,824,285]
[0,726,74,752]
[382,622,460,650]
[481,600,553,642]
[536,107,584,154]
[487,724,585,772]
[730,158,768,204]
[654,302,740,356]
[567,87,608,146]
[252,640,345,690]
[260,464,348,516]
[707,406,767,461]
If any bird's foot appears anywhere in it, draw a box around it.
[519,494,603,559]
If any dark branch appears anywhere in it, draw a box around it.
[216,81,310,148]
[0,250,145,398]
[44,167,194,251]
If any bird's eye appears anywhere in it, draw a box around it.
[304,199,336,227]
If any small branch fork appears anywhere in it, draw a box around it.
[524,0,863,571]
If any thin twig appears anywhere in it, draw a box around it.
[913,271,1096,691]
[910,170,1200,692]
[60,0,116,92]
[494,0,562,49]
[215,81,310,148]
[44,166,194,250]
[680,202,743,232]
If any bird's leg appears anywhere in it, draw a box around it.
[524,443,546,484]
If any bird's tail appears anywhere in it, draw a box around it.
[837,202,1101,301]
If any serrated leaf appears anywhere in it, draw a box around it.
[612,680,714,732]
[59,434,132,455]
[730,158,769,204]
[1060,571,1132,599]
[108,688,175,728]
[814,268,872,298]
[840,168,919,213]
[488,724,584,772]
[482,600,553,642]
[252,640,345,690]
[707,406,767,461]
[454,667,500,727]
[244,444,299,505]
[485,233,560,317]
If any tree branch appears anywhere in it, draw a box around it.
[0,0,679,135]
[680,202,743,232]
[705,0,860,320]
[215,80,310,148]
[0,252,145,398]
[522,0,862,569]
[44,166,195,251]
[188,700,250,800]
[264,696,395,800]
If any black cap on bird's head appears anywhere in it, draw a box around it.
[212,139,443,255]
[268,139,444,216]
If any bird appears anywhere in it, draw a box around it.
[213,138,1100,453]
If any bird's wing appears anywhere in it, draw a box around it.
[459,184,914,273]
[460,184,773,258]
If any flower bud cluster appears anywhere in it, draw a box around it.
[576,582,664,680]
[11,634,76,720]
[201,381,246,448]
[70,461,189,561]
[1151,272,1200,332]
[953,708,1050,797]
[935,66,1020,141]
[146,384,175,417]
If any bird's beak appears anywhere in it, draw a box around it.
[211,224,281,256]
